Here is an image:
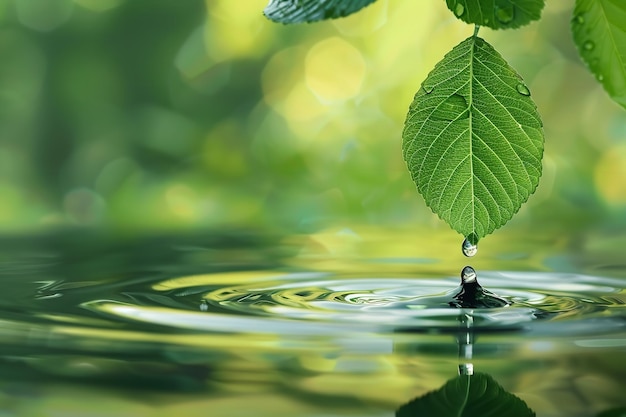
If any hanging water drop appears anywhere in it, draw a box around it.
[583,41,595,51]
[454,3,465,17]
[462,237,477,257]
[516,83,531,96]
[461,266,477,284]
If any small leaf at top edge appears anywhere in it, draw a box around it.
[264,0,378,24]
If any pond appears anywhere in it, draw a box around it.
[0,227,624,417]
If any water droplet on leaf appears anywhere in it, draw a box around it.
[430,94,469,121]
[483,18,489,24]
[461,266,477,284]
[584,41,594,51]
[597,74,604,81]
[516,83,530,96]
[423,84,434,94]
[574,14,584,24]
[454,3,465,17]
[462,237,478,257]
[495,5,514,24]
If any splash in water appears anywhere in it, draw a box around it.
[450,265,510,309]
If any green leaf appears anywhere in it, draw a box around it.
[571,0,626,109]
[396,373,536,417]
[263,0,377,24]
[444,0,545,30]
[402,36,543,242]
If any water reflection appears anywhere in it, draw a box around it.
[396,372,535,416]
[397,311,539,415]
[397,310,626,417]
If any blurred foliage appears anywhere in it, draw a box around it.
[0,0,624,235]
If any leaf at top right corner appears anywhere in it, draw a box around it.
[572,0,626,109]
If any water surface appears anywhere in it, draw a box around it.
[0,228,624,417]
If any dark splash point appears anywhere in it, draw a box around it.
[450,268,510,308]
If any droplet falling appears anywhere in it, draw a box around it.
[462,237,477,257]
[516,83,531,96]
[461,266,477,284]
[454,3,465,17]
[584,41,595,51]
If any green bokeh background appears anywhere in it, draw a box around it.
[1,0,625,236]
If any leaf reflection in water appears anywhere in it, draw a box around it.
[396,373,536,417]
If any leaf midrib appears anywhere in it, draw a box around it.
[456,374,471,417]
[468,36,476,239]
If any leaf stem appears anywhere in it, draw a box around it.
[473,25,480,38]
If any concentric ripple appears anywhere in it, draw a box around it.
[77,270,626,336]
